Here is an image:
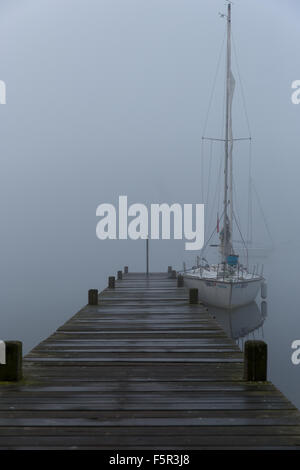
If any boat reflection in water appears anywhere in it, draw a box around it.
[207,301,267,349]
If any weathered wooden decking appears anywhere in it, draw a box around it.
[0,272,300,449]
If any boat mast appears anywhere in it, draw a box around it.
[221,1,233,263]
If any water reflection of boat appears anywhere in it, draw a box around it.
[208,301,266,342]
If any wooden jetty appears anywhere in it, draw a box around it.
[0,271,300,449]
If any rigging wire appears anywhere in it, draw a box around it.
[202,28,226,137]
[206,144,223,240]
[232,37,272,253]
[200,27,226,224]
[247,139,253,245]
[201,209,225,258]
[206,140,213,206]
[201,138,204,203]
[233,210,249,267]
[205,140,213,213]
[202,49,227,246]
[251,181,275,248]
[232,174,243,236]
[219,68,227,212]
[232,33,252,137]
[217,141,223,218]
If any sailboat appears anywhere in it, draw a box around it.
[183,3,265,309]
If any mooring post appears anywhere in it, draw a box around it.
[167,266,172,278]
[124,266,128,274]
[177,274,184,287]
[244,340,268,381]
[108,276,115,288]
[171,270,177,279]
[189,288,198,304]
[0,341,23,382]
[117,270,122,280]
[88,289,98,305]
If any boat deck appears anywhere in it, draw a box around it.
[184,266,262,282]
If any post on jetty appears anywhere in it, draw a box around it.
[0,270,299,449]
[244,340,268,382]
[0,341,22,382]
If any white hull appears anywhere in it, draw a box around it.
[183,274,262,309]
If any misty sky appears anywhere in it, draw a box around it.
[0,0,299,352]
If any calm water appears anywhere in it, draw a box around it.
[208,246,300,409]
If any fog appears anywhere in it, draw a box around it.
[0,0,299,408]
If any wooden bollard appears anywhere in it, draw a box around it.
[88,289,98,305]
[244,340,268,382]
[168,266,172,278]
[171,270,177,279]
[189,288,198,304]
[117,270,122,280]
[108,276,115,288]
[0,341,23,382]
[124,266,128,274]
[177,274,184,287]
